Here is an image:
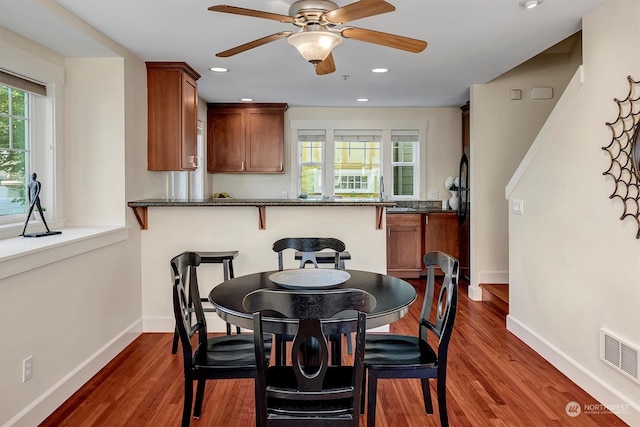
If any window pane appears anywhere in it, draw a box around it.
[12,90,26,117]
[0,149,27,215]
[0,116,8,148]
[393,141,413,162]
[0,84,29,218]
[0,86,8,113]
[301,165,322,196]
[301,141,322,163]
[13,119,26,149]
[393,165,414,196]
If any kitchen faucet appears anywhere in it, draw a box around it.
[379,176,385,201]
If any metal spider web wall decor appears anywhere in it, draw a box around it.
[603,75,640,238]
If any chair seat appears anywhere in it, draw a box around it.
[364,334,437,367]
[265,365,356,416]
[194,334,271,368]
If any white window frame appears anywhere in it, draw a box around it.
[297,130,325,197]
[290,120,426,200]
[0,54,63,238]
[0,84,55,228]
[390,130,420,200]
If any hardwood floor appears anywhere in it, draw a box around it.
[40,279,627,427]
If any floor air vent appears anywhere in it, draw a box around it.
[600,329,640,383]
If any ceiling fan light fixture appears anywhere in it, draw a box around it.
[287,30,343,64]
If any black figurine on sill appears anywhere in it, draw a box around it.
[20,173,61,238]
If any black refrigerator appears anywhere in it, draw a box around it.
[457,153,470,280]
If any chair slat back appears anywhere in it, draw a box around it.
[419,251,459,353]
[272,237,346,270]
[243,288,375,397]
[171,252,204,360]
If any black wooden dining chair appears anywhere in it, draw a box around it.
[171,252,271,427]
[272,237,346,270]
[363,251,459,427]
[271,237,350,365]
[243,288,376,427]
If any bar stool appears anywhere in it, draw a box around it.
[171,250,240,354]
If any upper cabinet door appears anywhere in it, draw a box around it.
[207,109,246,173]
[246,109,284,173]
[181,75,198,170]
[146,62,201,171]
[207,103,288,174]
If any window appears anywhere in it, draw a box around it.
[391,130,419,198]
[0,70,48,226]
[292,120,424,200]
[0,84,30,217]
[298,130,325,197]
[334,130,381,199]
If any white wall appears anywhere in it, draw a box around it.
[469,40,582,298]
[506,0,640,424]
[0,23,147,427]
[141,205,387,333]
[64,58,126,225]
[209,107,462,201]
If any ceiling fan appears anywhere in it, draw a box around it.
[209,0,428,75]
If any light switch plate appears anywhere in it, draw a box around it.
[512,199,524,215]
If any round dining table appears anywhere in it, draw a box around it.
[208,269,417,335]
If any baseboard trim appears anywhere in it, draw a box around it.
[478,270,509,284]
[4,319,142,427]
[506,315,640,426]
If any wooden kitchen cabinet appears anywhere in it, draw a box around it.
[146,62,200,171]
[207,103,288,173]
[387,213,423,278]
[461,100,470,154]
[424,212,460,260]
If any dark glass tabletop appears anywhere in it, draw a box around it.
[208,269,417,334]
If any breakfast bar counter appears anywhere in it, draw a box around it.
[128,198,396,230]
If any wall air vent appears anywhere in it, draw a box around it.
[600,329,640,383]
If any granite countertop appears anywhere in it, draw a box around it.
[127,198,396,208]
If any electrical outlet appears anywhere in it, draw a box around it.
[429,191,438,200]
[511,199,524,216]
[23,356,33,382]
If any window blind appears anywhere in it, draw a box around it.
[0,69,47,96]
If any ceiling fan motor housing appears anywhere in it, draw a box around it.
[289,0,339,25]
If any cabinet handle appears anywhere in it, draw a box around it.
[241,161,245,171]
[280,162,283,171]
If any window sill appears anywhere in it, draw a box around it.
[0,226,130,280]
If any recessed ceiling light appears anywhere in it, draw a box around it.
[240,98,254,102]
[519,0,542,9]
[371,68,389,73]
[356,98,369,102]
[209,67,229,73]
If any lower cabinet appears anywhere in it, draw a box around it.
[424,212,460,275]
[386,214,423,278]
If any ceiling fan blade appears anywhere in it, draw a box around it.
[341,27,427,53]
[208,5,294,23]
[316,53,336,75]
[325,0,395,24]
[216,32,292,57]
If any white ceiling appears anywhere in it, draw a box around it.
[1,0,607,107]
